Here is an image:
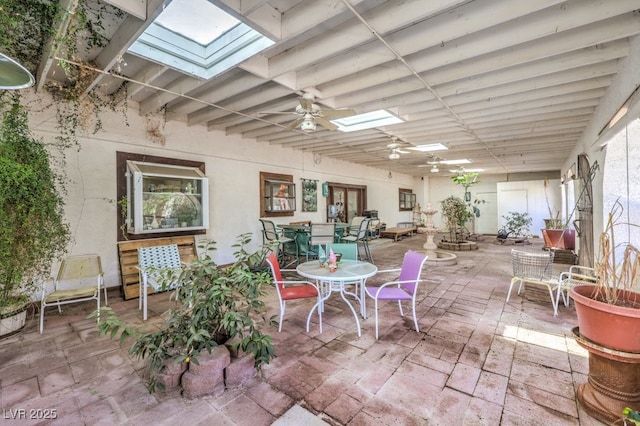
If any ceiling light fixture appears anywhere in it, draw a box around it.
[388,151,400,160]
[300,118,316,132]
[0,53,35,89]
[431,164,439,173]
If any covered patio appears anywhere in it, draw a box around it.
[1,236,602,425]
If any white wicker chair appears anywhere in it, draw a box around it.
[506,249,560,315]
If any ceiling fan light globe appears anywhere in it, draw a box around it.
[389,152,400,160]
[431,165,439,173]
[300,119,316,132]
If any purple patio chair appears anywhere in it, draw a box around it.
[364,250,428,339]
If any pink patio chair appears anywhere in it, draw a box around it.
[265,251,323,332]
[364,250,428,339]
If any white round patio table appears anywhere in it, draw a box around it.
[296,259,377,337]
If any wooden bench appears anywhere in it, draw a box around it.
[379,227,416,242]
[117,236,198,300]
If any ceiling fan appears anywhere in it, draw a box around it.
[260,93,356,132]
[387,137,411,160]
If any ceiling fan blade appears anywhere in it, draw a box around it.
[298,96,312,111]
[321,109,356,119]
[286,118,303,130]
[315,117,338,131]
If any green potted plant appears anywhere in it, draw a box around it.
[95,234,276,393]
[569,200,640,423]
[501,211,532,239]
[0,94,70,337]
[440,196,472,243]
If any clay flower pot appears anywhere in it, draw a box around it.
[570,285,640,353]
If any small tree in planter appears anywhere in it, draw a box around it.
[501,212,532,239]
[95,234,276,393]
[440,196,472,243]
[0,94,70,334]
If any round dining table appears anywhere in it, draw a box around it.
[296,259,377,337]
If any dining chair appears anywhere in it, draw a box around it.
[308,222,336,261]
[506,249,560,316]
[364,250,428,339]
[40,254,105,333]
[265,251,323,332]
[341,217,372,262]
[259,218,297,267]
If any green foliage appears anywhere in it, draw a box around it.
[0,0,129,149]
[502,212,532,238]
[0,94,70,307]
[451,172,485,217]
[441,196,472,242]
[94,234,276,393]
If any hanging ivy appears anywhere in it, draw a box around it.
[0,0,129,150]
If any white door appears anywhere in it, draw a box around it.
[475,192,497,234]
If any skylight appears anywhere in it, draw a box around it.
[333,110,404,132]
[408,143,448,152]
[127,0,274,80]
[441,159,471,165]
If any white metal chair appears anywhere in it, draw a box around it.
[40,254,105,333]
[556,265,597,314]
[506,249,560,315]
[137,244,183,320]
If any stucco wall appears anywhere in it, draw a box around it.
[25,91,415,290]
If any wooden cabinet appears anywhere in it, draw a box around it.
[126,161,209,234]
[260,172,295,217]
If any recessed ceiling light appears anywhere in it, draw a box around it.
[333,109,404,132]
[408,143,448,152]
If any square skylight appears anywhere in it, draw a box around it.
[332,110,404,132]
[408,143,448,152]
[127,0,274,80]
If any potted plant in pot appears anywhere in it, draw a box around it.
[542,178,575,250]
[569,200,640,423]
[0,94,70,337]
[94,234,276,393]
[440,195,473,244]
[499,211,532,243]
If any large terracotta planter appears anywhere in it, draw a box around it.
[541,228,575,250]
[570,285,640,353]
[570,285,640,423]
